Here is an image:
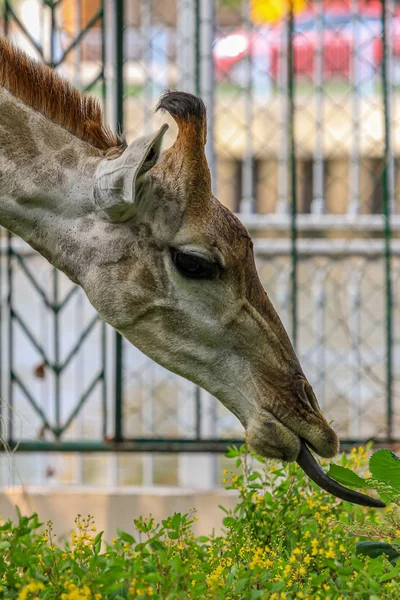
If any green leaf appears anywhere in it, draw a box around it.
[271,581,285,592]
[171,513,182,530]
[356,542,400,562]
[370,450,400,491]
[218,505,230,515]
[116,529,135,545]
[167,531,179,539]
[327,463,369,488]
[222,516,236,528]
[0,541,11,550]
[16,527,32,537]
[93,531,104,554]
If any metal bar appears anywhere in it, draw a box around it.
[253,238,400,256]
[195,0,200,95]
[12,373,53,431]
[0,439,246,452]
[240,0,254,214]
[49,1,56,67]
[12,251,52,309]
[1,438,399,453]
[101,322,107,439]
[53,277,60,431]
[74,0,82,90]
[141,0,152,134]
[381,0,394,439]
[349,0,361,215]
[0,233,2,435]
[114,0,124,443]
[177,0,196,92]
[7,232,13,442]
[59,315,99,373]
[100,0,107,448]
[199,0,215,184]
[276,16,289,215]
[55,284,79,312]
[4,0,10,36]
[58,371,104,436]
[238,213,397,230]
[192,0,202,445]
[53,9,103,68]
[386,0,395,215]
[195,387,201,440]
[311,0,324,216]
[101,0,106,109]
[11,310,52,368]
[288,0,297,349]
[83,70,105,94]
[4,5,44,57]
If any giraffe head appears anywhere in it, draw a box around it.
[92,92,339,465]
[0,35,382,504]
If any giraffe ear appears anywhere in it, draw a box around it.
[94,124,168,222]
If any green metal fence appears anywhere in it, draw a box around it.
[0,0,399,473]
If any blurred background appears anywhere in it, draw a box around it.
[0,0,400,492]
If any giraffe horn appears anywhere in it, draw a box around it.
[156,91,207,148]
[155,91,211,197]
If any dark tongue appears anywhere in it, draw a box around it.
[296,440,385,508]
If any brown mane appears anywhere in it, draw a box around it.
[0,37,125,152]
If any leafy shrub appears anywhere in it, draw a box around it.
[1,445,400,599]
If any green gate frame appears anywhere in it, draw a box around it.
[0,0,396,452]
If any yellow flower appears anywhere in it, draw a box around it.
[325,549,335,559]
[206,564,225,589]
[61,583,92,600]
[17,582,45,600]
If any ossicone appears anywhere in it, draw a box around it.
[156,91,207,146]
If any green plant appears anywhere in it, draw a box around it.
[1,445,400,599]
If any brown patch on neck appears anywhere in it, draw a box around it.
[0,37,125,152]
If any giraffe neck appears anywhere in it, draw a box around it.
[0,87,105,281]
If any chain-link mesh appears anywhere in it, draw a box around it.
[0,0,398,486]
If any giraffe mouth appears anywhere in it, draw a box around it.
[296,440,385,508]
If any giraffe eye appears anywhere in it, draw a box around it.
[170,249,220,280]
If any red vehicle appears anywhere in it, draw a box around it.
[213,1,400,84]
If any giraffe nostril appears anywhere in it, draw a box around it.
[297,378,320,413]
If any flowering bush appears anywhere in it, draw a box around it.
[1,445,400,599]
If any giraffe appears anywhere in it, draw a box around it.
[0,38,383,507]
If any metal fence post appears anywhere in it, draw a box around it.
[114,0,124,444]
[288,0,298,350]
[381,0,394,439]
